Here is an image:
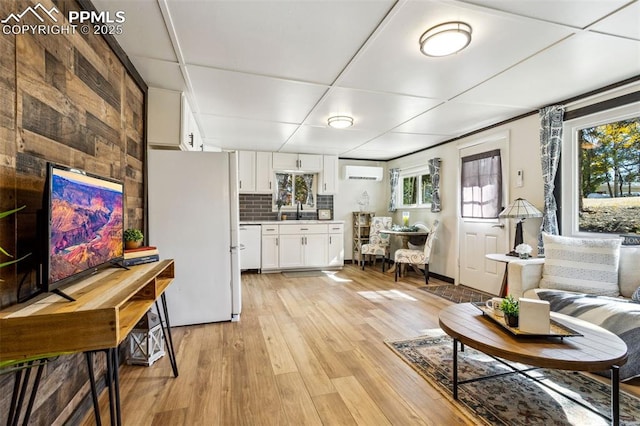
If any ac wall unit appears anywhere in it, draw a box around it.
[344,165,384,181]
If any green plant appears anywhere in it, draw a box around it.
[124,228,144,242]
[500,295,519,317]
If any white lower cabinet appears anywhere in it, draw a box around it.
[261,225,279,270]
[260,222,342,271]
[328,223,345,267]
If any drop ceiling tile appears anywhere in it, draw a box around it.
[305,87,443,132]
[589,1,640,40]
[460,0,629,28]
[93,0,177,62]
[285,125,379,153]
[338,149,396,160]
[198,115,298,152]
[455,32,640,108]
[358,133,447,153]
[166,0,394,84]
[394,102,530,135]
[187,65,328,123]
[338,1,574,99]
[129,57,186,92]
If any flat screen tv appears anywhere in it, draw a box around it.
[45,163,124,299]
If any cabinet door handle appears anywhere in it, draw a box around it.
[269,181,272,189]
[329,236,332,244]
[300,228,309,231]
[324,183,327,191]
[239,180,242,189]
[276,237,279,246]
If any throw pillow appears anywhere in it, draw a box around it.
[618,246,640,298]
[633,287,640,303]
[540,233,622,297]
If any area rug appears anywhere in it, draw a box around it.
[419,284,494,303]
[386,332,640,425]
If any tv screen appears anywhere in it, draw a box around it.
[46,164,124,292]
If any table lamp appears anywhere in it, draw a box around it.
[499,198,542,256]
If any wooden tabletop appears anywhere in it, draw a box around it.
[439,303,628,371]
[0,260,175,362]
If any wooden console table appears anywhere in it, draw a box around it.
[0,259,178,425]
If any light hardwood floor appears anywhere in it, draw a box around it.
[82,264,639,425]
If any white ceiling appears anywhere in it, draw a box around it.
[93,0,640,160]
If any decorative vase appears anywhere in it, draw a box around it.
[504,314,519,328]
[126,240,142,250]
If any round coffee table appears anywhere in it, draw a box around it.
[439,303,628,425]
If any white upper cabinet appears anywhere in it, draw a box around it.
[147,87,200,151]
[238,151,256,193]
[272,153,322,172]
[319,155,338,194]
[238,151,273,193]
[255,151,274,193]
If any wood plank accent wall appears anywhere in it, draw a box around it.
[0,0,146,423]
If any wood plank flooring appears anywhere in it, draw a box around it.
[81,264,639,425]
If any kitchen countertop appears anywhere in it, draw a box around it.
[240,220,344,225]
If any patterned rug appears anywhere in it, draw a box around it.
[387,332,640,425]
[419,284,494,303]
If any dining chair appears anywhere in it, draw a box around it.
[394,220,440,283]
[360,216,392,271]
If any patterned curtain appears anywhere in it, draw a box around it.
[537,105,565,256]
[303,174,314,207]
[389,168,400,212]
[428,158,442,212]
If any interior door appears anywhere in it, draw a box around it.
[458,135,510,295]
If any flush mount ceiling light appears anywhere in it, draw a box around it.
[328,115,354,129]
[419,21,472,57]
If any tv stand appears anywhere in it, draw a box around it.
[110,259,130,270]
[51,288,76,302]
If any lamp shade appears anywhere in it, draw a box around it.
[499,198,542,219]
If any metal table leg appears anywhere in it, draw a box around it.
[453,338,459,400]
[85,352,102,426]
[156,293,179,377]
[612,365,620,426]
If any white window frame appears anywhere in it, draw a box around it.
[397,165,432,209]
[561,101,640,237]
[273,172,318,212]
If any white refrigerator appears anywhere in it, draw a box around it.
[147,150,241,326]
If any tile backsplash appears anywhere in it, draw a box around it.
[239,194,334,221]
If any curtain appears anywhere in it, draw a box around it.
[461,150,502,218]
[389,168,400,212]
[303,174,314,207]
[537,105,565,256]
[428,158,441,212]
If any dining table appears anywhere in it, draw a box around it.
[379,228,430,275]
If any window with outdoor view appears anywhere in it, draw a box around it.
[577,116,640,234]
[274,173,316,210]
[460,149,503,219]
[400,171,432,207]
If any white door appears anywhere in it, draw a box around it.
[458,135,510,295]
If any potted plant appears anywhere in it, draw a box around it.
[500,295,519,327]
[124,228,144,249]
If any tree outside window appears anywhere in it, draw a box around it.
[578,117,640,234]
[400,172,432,207]
[275,173,316,210]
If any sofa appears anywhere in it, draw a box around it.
[509,235,640,381]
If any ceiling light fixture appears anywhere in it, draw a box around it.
[419,21,472,57]
[328,115,353,129]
